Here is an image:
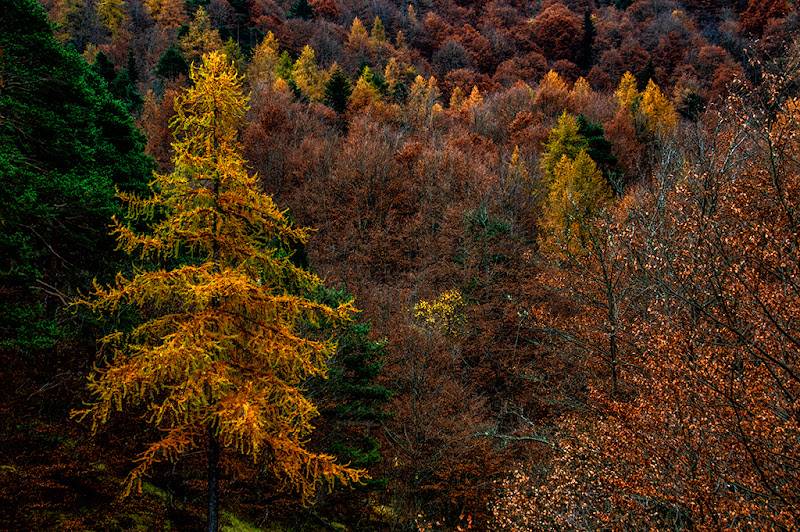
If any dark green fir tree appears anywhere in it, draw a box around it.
[93,51,143,113]
[311,286,392,489]
[578,9,596,72]
[156,44,190,80]
[324,66,353,115]
[0,0,153,352]
[93,51,118,84]
[287,0,315,20]
[577,114,620,192]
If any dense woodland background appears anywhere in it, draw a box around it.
[1,0,800,529]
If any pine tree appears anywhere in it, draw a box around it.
[576,114,618,187]
[287,0,315,20]
[110,69,144,113]
[0,0,152,353]
[311,287,391,488]
[156,44,190,80]
[92,50,118,85]
[323,65,352,115]
[126,50,139,85]
[72,52,363,532]
[577,9,596,72]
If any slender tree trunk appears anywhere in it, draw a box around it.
[208,423,220,532]
[209,125,222,532]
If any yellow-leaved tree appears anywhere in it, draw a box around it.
[449,85,465,109]
[639,78,677,136]
[179,7,222,66]
[540,150,611,256]
[615,72,677,138]
[412,289,468,338]
[96,0,125,35]
[247,31,280,84]
[73,52,363,532]
[615,71,639,110]
[292,45,328,101]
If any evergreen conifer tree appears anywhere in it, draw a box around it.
[0,0,152,352]
[156,45,190,80]
[287,0,315,20]
[576,114,618,187]
[324,65,353,115]
[577,9,596,72]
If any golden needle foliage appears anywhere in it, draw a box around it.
[73,51,363,499]
[615,71,677,137]
[540,150,611,257]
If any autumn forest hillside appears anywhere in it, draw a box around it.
[1,0,800,530]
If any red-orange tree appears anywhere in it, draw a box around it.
[73,51,362,532]
[494,55,800,531]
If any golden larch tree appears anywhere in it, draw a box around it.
[615,71,638,110]
[370,15,386,42]
[347,16,368,50]
[449,85,465,109]
[615,72,677,138]
[96,0,125,35]
[247,31,280,84]
[639,78,677,136]
[292,45,328,101]
[466,85,483,109]
[73,52,362,532]
[540,150,611,256]
[405,75,441,129]
[540,111,585,180]
[348,66,381,112]
[179,7,222,66]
